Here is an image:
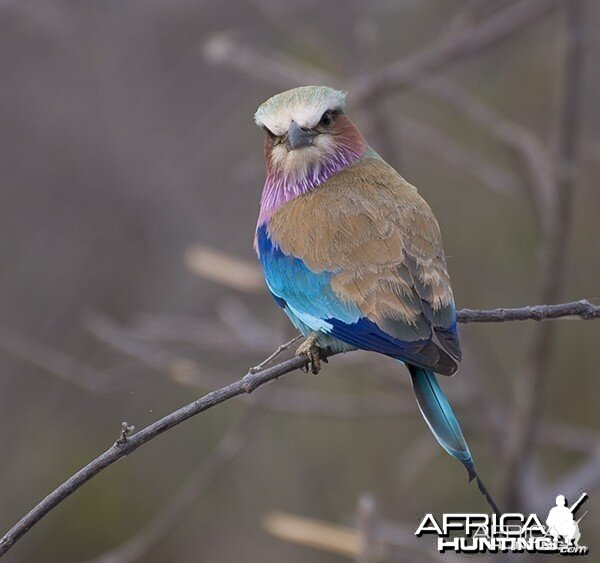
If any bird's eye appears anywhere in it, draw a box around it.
[319,110,333,127]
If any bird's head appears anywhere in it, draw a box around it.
[254,86,367,186]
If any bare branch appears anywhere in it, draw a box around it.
[457,300,600,323]
[0,300,598,557]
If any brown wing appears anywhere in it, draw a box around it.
[268,157,461,374]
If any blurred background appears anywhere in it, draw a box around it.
[0,0,599,561]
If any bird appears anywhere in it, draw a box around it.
[253,85,500,514]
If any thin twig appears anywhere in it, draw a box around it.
[249,334,303,373]
[0,300,598,557]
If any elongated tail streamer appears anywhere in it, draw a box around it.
[408,364,501,516]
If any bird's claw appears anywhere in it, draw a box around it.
[295,334,325,375]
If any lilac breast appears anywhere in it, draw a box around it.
[257,146,365,226]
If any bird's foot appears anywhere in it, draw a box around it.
[295,333,327,375]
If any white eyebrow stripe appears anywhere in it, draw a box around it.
[258,101,333,136]
[254,86,346,136]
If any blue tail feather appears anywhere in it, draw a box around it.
[408,364,474,470]
[408,364,501,516]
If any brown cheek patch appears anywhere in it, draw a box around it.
[332,115,367,153]
[263,135,275,170]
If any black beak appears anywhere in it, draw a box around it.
[287,121,316,150]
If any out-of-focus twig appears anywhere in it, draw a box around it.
[448,0,516,30]
[86,310,420,418]
[130,298,283,354]
[0,325,108,393]
[264,510,464,562]
[409,75,556,231]
[130,314,268,353]
[356,493,385,563]
[81,407,263,563]
[203,32,336,89]
[352,0,563,103]
[395,114,520,196]
[472,408,600,456]
[243,0,351,71]
[184,244,264,293]
[355,20,401,168]
[264,511,361,559]
[552,445,600,505]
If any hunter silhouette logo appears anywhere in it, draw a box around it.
[415,492,589,555]
[546,493,587,548]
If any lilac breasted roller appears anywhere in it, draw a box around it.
[253,86,500,514]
